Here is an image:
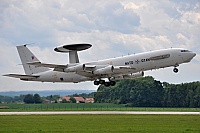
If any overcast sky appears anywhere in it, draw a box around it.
[0,0,199,92]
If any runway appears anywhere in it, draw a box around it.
[0,111,199,115]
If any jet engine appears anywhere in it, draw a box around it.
[114,72,144,80]
[93,65,114,75]
[64,64,85,72]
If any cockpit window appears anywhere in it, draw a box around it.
[181,50,191,52]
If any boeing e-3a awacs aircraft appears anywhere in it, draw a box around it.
[3,44,196,87]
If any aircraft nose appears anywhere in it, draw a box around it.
[191,52,196,58]
[183,51,196,63]
[187,52,196,62]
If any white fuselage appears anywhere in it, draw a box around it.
[23,48,196,83]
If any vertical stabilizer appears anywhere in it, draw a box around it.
[17,45,49,75]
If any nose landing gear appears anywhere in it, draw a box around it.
[173,67,178,73]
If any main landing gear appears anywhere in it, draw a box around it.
[94,79,116,87]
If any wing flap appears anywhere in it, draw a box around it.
[115,66,136,70]
[3,74,39,79]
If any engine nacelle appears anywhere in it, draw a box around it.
[64,64,85,72]
[93,65,114,75]
[114,72,144,80]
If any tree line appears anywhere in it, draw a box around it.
[23,94,42,104]
[0,95,25,103]
[94,76,200,108]
[0,93,94,104]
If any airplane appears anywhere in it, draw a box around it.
[3,44,196,87]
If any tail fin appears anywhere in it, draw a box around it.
[17,45,49,75]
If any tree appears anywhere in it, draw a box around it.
[94,77,200,108]
[70,97,76,103]
[61,99,68,103]
[46,95,60,103]
[14,95,25,103]
[33,94,42,104]
[23,94,34,104]
[0,95,13,103]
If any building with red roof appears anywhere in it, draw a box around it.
[85,98,94,103]
[73,97,85,103]
[61,96,71,102]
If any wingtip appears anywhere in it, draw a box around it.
[2,74,13,77]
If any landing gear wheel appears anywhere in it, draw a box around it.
[94,80,100,85]
[99,80,105,84]
[110,81,116,86]
[104,82,110,87]
[173,68,178,73]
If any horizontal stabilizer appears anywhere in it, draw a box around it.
[27,61,67,69]
[3,74,39,79]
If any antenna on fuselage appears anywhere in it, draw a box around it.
[22,43,35,47]
[54,43,92,64]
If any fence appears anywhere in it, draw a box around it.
[0,103,199,112]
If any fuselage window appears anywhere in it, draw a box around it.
[181,50,190,52]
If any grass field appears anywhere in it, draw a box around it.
[0,103,199,112]
[0,114,199,132]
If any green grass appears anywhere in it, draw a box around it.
[0,103,200,112]
[0,115,199,132]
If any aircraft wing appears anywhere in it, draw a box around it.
[27,62,67,69]
[3,74,39,79]
[76,65,136,78]
[26,61,136,79]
